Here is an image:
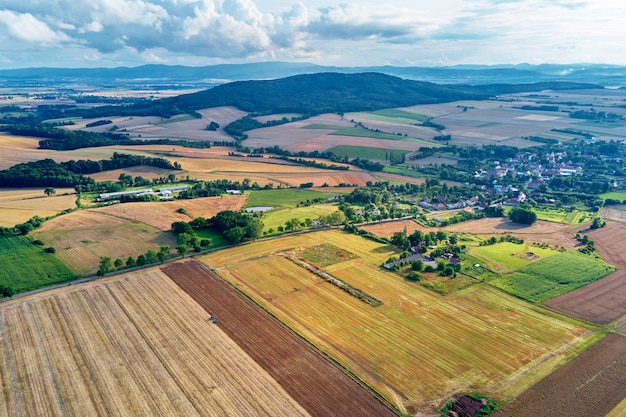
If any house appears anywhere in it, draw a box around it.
[226,189,241,195]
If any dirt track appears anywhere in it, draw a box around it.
[544,221,626,324]
[493,333,626,417]
[162,260,398,417]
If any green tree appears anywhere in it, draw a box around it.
[145,250,157,264]
[44,187,56,196]
[97,256,111,276]
[157,246,170,263]
[114,258,123,269]
[591,217,606,229]
[411,260,424,271]
[406,271,423,282]
[509,206,537,225]
[126,256,136,267]
[136,254,147,266]
[176,244,188,258]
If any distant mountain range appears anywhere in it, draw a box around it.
[1,62,625,88]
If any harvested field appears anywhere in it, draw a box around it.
[199,230,593,413]
[0,267,311,417]
[443,218,580,249]
[493,333,626,417]
[87,165,176,181]
[602,204,626,222]
[545,221,626,324]
[0,187,76,227]
[361,219,429,238]
[93,196,247,230]
[33,210,176,275]
[163,260,398,417]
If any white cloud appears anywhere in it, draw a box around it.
[0,10,70,44]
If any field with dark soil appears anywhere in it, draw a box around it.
[493,333,626,417]
[544,221,626,324]
[162,259,398,417]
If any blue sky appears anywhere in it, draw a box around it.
[0,0,623,69]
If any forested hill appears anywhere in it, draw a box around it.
[138,72,600,116]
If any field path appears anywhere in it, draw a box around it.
[163,259,399,417]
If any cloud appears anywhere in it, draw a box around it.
[0,10,70,44]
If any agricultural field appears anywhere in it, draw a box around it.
[0,267,312,417]
[86,165,177,182]
[491,251,615,303]
[163,260,398,417]
[470,241,561,273]
[360,219,429,238]
[199,230,594,413]
[545,220,626,324]
[326,145,410,161]
[493,333,626,417]
[94,195,247,230]
[600,191,626,202]
[33,210,176,276]
[0,236,76,291]
[443,217,581,249]
[260,205,338,234]
[244,188,339,208]
[0,187,77,227]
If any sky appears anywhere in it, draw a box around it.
[0,0,623,69]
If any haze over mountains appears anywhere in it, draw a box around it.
[1,62,625,89]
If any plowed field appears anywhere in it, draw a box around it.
[0,268,311,417]
[493,333,626,417]
[544,221,626,324]
[162,260,398,417]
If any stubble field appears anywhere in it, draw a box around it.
[0,187,76,227]
[33,210,176,275]
[199,230,593,413]
[0,267,311,417]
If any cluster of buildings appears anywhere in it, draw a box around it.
[97,185,189,202]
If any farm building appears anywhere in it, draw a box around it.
[98,188,154,201]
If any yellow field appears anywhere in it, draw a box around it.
[200,230,594,411]
[0,267,310,417]
[93,196,247,230]
[0,188,77,227]
[0,134,40,150]
[606,396,626,417]
[33,210,176,275]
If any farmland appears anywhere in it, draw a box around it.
[0,236,76,291]
[33,210,176,275]
[199,230,593,413]
[493,333,626,417]
[0,267,312,416]
[326,145,410,161]
[470,241,561,273]
[545,220,626,324]
[491,251,615,303]
[164,260,398,417]
[0,187,77,227]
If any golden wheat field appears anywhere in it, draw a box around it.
[0,188,77,227]
[200,230,595,411]
[0,267,311,417]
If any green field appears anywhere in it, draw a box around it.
[244,188,337,209]
[195,228,229,248]
[503,206,591,224]
[155,114,197,125]
[330,126,425,142]
[302,123,346,129]
[491,251,615,303]
[600,191,626,201]
[471,242,560,272]
[347,109,430,124]
[327,145,409,161]
[260,204,338,233]
[0,236,77,292]
[577,120,626,128]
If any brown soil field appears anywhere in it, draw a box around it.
[93,196,247,230]
[0,187,77,226]
[0,267,310,416]
[163,260,399,417]
[443,218,580,249]
[545,221,626,324]
[602,205,626,222]
[361,219,429,238]
[33,210,176,275]
[493,333,626,417]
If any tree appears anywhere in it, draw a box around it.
[176,244,188,258]
[114,258,123,269]
[157,246,170,263]
[97,256,111,276]
[591,217,606,229]
[406,271,423,282]
[126,256,136,267]
[509,206,537,225]
[44,187,56,196]
[145,250,157,264]
[411,260,424,271]
[136,254,147,266]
